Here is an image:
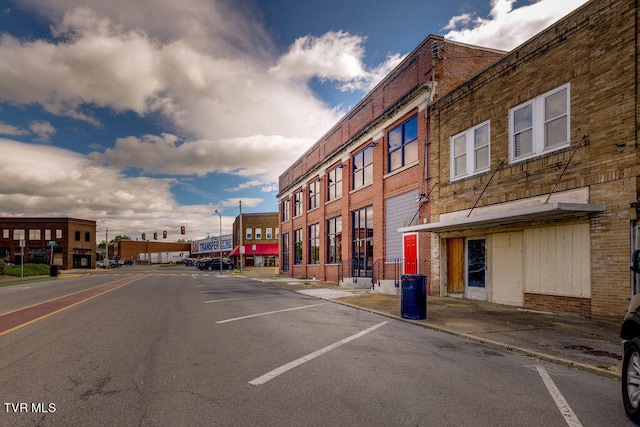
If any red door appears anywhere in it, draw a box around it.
[403,233,418,274]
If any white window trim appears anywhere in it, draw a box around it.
[509,84,570,163]
[450,120,491,181]
[246,228,253,240]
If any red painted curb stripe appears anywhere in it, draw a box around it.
[0,274,146,336]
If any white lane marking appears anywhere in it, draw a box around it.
[249,321,389,385]
[205,295,279,303]
[216,303,326,324]
[535,365,583,427]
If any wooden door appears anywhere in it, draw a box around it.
[447,238,464,294]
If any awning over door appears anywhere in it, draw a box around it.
[398,202,606,234]
[229,244,279,257]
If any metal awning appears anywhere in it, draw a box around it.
[398,202,606,234]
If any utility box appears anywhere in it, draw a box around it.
[401,274,427,320]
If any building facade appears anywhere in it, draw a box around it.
[190,235,233,259]
[230,212,279,267]
[400,0,640,319]
[278,35,505,287]
[112,240,191,263]
[0,217,96,270]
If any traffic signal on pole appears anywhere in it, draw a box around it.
[163,230,167,239]
[181,225,185,235]
[153,232,158,240]
[142,233,146,240]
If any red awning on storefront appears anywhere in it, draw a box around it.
[228,244,279,257]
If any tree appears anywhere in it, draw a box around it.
[110,235,131,244]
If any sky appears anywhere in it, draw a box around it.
[0,0,588,242]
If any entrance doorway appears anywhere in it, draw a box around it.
[403,233,418,275]
[466,238,487,301]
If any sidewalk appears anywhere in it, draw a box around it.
[251,275,623,380]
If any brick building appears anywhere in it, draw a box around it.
[230,212,279,267]
[278,35,505,287]
[400,0,640,319]
[0,217,96,270]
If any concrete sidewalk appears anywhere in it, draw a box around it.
[252,275,623,380]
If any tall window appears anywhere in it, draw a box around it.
[29,229,41,240]
[246,228,253,240]
[327,165,342,201]
[13,229,25,240]
[281,198,290,222]
[451,121,490,180]
[308,179,320,210]
[255,228,262,239]
[282,233,290,271]
[352,146,373,190]
[327,216,342,264]
[294,229,303,265]
[75,231,81,241]
[510,84,570,161]
[352,206,374,277]
[294,189,303,217]
[266,228,273,240]
[308,223,320,264]
[388,115,418,172]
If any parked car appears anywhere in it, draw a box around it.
[184,258,195,266]
[621,249,640,423]
[118,259,133,266]
[198,258,235,271]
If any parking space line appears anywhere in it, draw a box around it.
[249,320,389,385]
[216,303,326,324]
[535,365,583,427]
[205,295,280,303]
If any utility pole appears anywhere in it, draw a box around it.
[215,210,222,273]
[239,200,243,273]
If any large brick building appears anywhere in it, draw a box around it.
[277,35,505,286]
[230,212,279,267]
[0,217,96,270]
[400,0,640,319]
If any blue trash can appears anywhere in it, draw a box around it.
[401,274,427,319]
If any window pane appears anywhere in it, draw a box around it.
[474,124,489,149]
[545,88,567,121]
[455,154,467,176]
[353,152,363,169]
[404,140,418,164]
[363,164,373,185]
[453,134,466,156]
[388,127,402,150]
[545,117,567,148]
[363,146,373,165]
[514,129,533,158]
[475,146,489,170]
[404,116,418,142]
[389,150,402,172]
[514,104,532,133]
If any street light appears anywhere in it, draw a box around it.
[214,210,222,273]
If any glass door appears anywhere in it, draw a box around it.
[352,206,373,278]
[466,238,487,301]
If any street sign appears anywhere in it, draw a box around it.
[240,246,246,254]
[47,241,58,246]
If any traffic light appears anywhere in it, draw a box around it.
[142,233,146,240]
[181,225,186,235]
[153,232,158,240]
[163,230,167,239]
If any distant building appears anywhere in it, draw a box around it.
[230,212,279,267]
[0,217,96,270]
[112,240,190,263]
[190,235,233,259]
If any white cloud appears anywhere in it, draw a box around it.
[0,122,28,136]
[444,0,589,51]
[29,121,56,141]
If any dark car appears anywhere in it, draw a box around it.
[621,249,640,423]
[198,258,235,271]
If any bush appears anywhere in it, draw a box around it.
[3,263,51,277]
[0,259,4,275]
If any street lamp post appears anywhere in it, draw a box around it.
[214,210,222,273]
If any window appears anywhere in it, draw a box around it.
[308,179,320,210]
[451,121,490,180]
[294,189,304,217]
[2,229,8,239]
[388,115,418,172]
[13,229,25,241]
[246,228,253,240]
[75,231,81,241]
[29,229,41,240]
[266,228,273,240]
[282,233,290,271]
[327,166,342,201]
[255,228,262,240]
[327,216,342,264]
[510,84,570,162]
[56,229,62,239]
[85,232,91,242]
[281,198,290,222]
[308,223,320,264]
[45,230,51,240]
[294,229,303,265]
[352,206,373,277]
[275,228,279,240]
[352,146,373,189]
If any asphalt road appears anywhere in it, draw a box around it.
[0,269,632,426]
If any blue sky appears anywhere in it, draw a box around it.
[0,0,587,241]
